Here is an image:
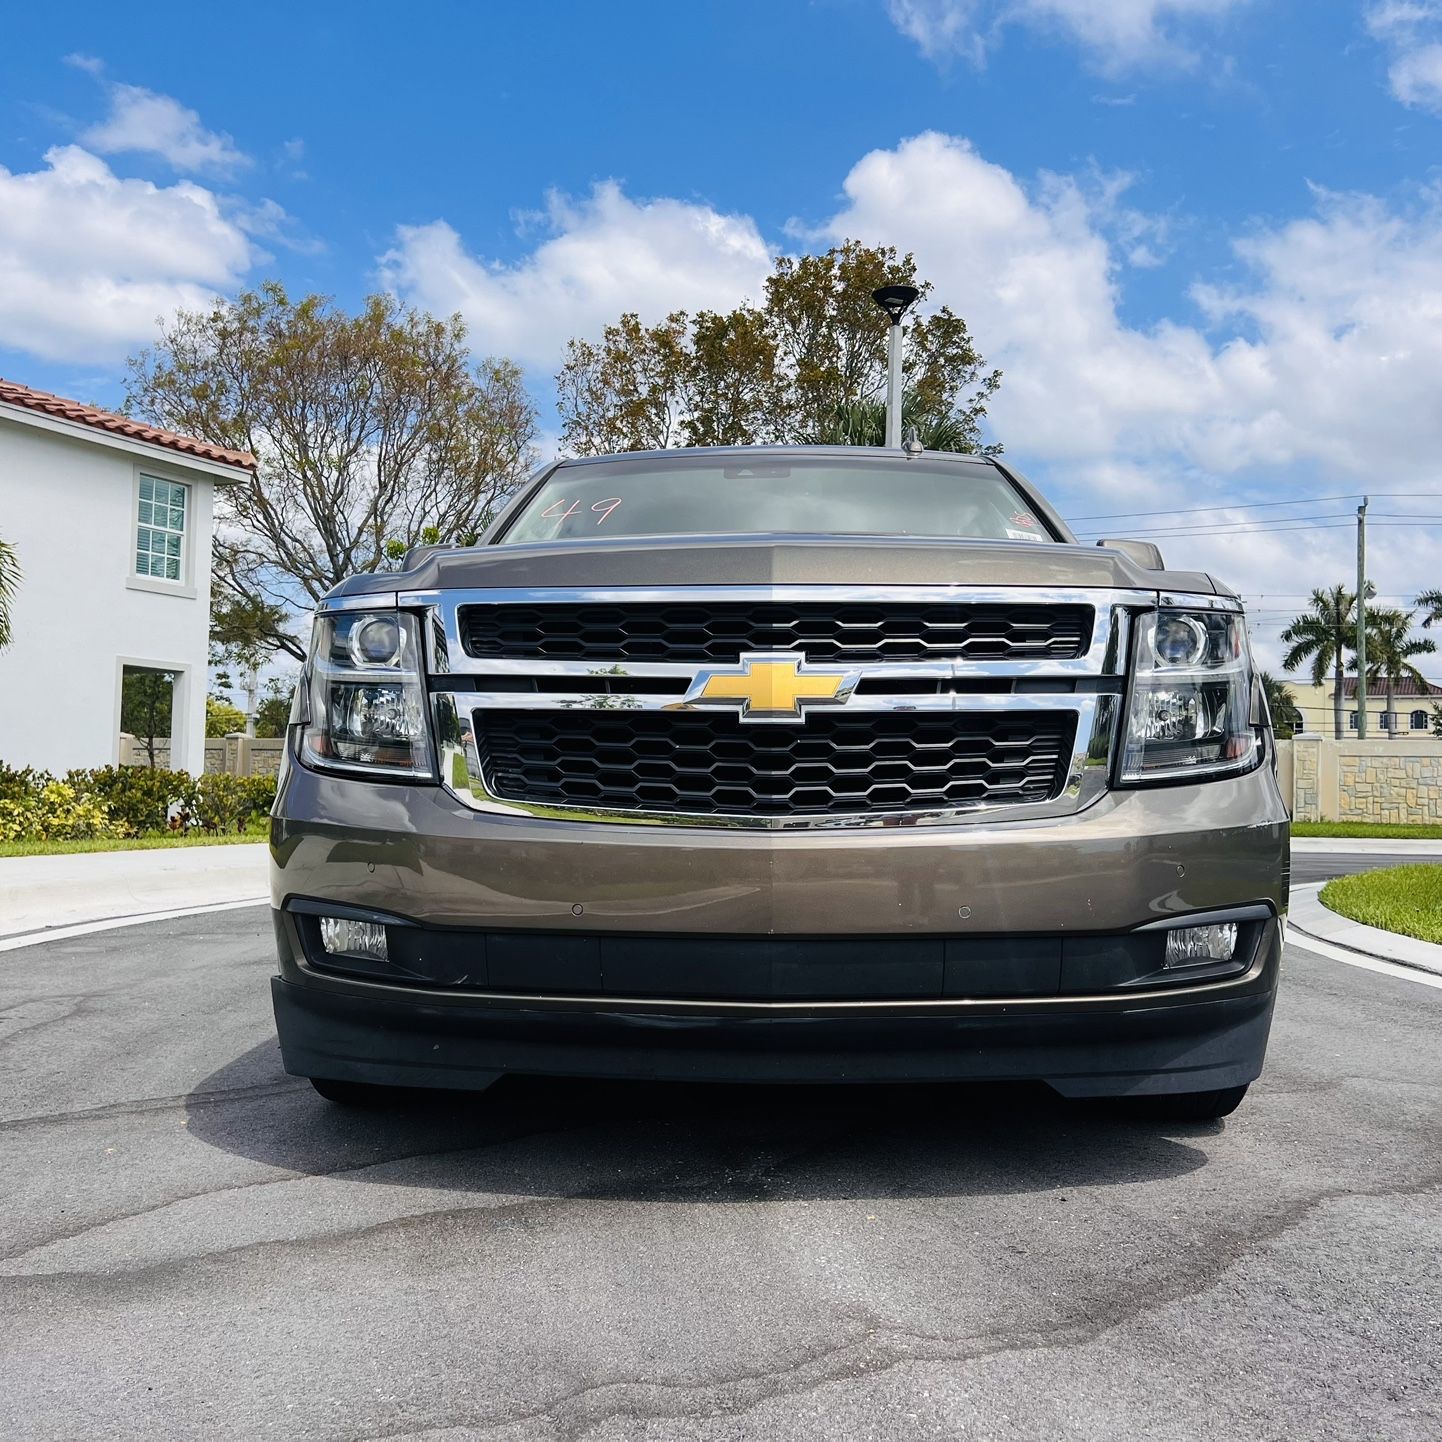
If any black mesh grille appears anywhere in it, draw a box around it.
[458,602,1092,664]
[473,710,1076,818]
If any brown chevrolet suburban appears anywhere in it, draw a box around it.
[269,446,1289,1119]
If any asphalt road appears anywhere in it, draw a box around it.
[2,861,1440,1441]
[1290,850,1437,885]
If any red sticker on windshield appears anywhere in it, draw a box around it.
[1010,512,1039,528]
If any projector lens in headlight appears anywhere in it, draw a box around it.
[1153,613,1209,667]
[348,613,403,667]
[1164,922,1238,967]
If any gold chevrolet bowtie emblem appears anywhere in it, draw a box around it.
[682,652,859,723]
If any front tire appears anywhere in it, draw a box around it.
[1109,1084,1249,1121]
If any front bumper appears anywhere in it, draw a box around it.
[270,761,1287,1096]
[271,921,1279,1096]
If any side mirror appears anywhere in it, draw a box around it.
[1096,538,1165,571]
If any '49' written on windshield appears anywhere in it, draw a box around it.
[541,497,624,530]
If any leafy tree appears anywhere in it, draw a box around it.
[120,669,174,767]
[125,283,538,661]
[1280,585,1356,740]
[254,676,298,739]
[1418,588,1442,629]
[206,696,247,737]
[1353,608,1437,741]
[1258,672,1300,738]
[211,583,297,669]
[1433,703,1442,739]
[556,241,1001,456]
[0,535,18,650]
[382,524,483,570]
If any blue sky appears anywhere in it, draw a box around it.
[3,0,1442,668]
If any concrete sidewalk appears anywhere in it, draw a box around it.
[0,844,267,943]
[1290,882,1442,978]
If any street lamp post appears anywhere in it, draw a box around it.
[1356,497,1368,739]
[871,284,919,449]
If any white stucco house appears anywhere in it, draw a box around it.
[0,379,256,775]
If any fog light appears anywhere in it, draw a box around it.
[1164,922,1237,967]
[319,917,389,961]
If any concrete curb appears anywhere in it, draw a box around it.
[1291,837,1442,855]
[1290,881,1442,978]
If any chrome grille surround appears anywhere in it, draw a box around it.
[396,585,1166,830]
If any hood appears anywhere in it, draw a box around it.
[326,532,1229,602]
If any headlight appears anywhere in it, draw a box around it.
[1119,608,1258,784]
[300,610,434,779]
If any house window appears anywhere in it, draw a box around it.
[135,475,187,582]
[1348,711,1358,731]
[1412,710,1429,731]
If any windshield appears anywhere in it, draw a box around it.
[498,455,1058,545]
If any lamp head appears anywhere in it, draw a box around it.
[871,283,920,324]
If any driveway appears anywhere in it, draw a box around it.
[1,879,1440,1439]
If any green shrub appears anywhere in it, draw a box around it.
[0,762,49,803]
[74,765,198,836]
[0,760,274,840]
[192,773,254,833]
[0,780,124,842]
[240,773,278,819]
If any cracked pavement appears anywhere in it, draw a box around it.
[1,903,1439,1441]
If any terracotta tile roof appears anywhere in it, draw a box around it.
[1340,676,1442,698]
[0,377,256,472]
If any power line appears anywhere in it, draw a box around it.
[1063,491,1442,523]
[1074,518,1442,539]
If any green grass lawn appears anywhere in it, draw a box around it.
[1292,821,1442,840]
[1320,864,1442,945]
[0,822,268,859]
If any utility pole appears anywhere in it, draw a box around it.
[1355,497,1369,739]
[870,284,919,448]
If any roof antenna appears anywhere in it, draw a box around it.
[902,427,924,458]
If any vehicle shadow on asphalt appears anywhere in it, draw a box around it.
[183,1039,1215,1200]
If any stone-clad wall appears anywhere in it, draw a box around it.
[120,734,284,777]
[1337,752,1442,824]
[1292,742,1317,819]
[1284,736,1442,823]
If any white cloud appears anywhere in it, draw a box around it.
[71,60,249,176]
[378,181,773,368]
[1389,41,1442,108]
[887,0,1248,70]
[887,0,989,64]
[810,133,1442,485]
[1366,1,1442,111]
[0,146,258,363]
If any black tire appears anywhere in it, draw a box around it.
[308,1076,404,1107]
[1110,1084,1249,1121]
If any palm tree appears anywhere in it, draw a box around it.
[1355,608,1437,740]
[0,536,18,651]
[809,393,986,452]
[1280,585,1355,740]
[1258,672,1300,738]
[1418,588,1442,629]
